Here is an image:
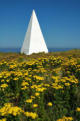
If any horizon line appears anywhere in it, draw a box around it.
[0,47,80,49]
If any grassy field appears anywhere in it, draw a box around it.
[0,49,80,121]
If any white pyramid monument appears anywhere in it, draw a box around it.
[21,10,48,55]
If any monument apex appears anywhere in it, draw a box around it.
[21,10,48,55]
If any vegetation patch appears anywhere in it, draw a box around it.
[0,50,80,121]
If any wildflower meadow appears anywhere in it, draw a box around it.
[0,50,80,121]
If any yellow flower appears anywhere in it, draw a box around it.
[31,96,35,99]
[24,112,38,119]
[21,81,29,86]
[21,86,28,90]
[76,107,80,112]
[33,75,44,80]
[0,118,6,121]
[24,112,31,117]
[30,112,38,119]
[57,116,73,121]
[1,79,4,82]
[65,83,70,86]
[0,103,24,116]
[44,84,50,87]
[47,102,53,107]
[14,77,18,80]
[36,87,46,92]
[0,84,8,88]
[35,92,40,96]
[52,83,63,90]
[32,104,38,108]
[25,99,32,103]
[6,79,10,82]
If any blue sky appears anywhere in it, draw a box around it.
[0,0,80,48]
